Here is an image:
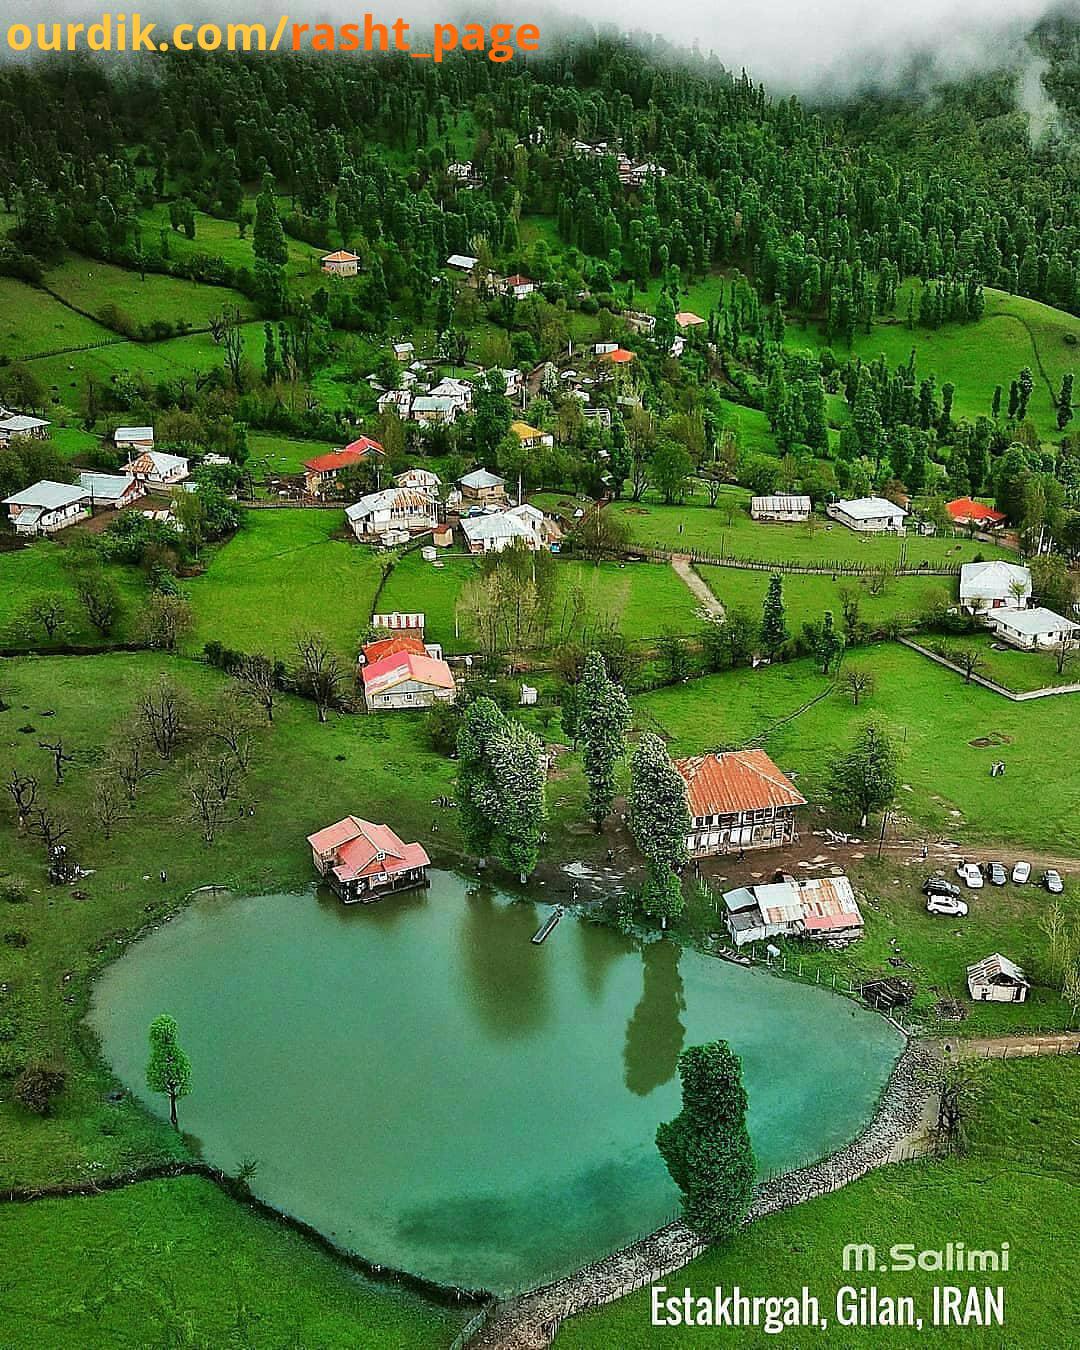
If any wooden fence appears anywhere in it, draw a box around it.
[635,544,962,578]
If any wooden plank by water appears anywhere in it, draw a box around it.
[531,907,565,945]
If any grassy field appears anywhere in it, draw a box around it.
[377,550,711,655]
[697,564,951,631]
[183,510,384,663]
[928,633,1079,694]
[557,1056,1080,1348]
[138,199,325,280]
[613,489,1011,568]
[634,643,1080,854]
[786,281,1080,442]
[0,541,146,648]
[0,277,118,360]
[246,431,340,479]
[0,1176,465,1348]
[42,257,255,330]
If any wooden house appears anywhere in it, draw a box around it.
[78,471,144,512]
[675,749,806,857]
[458,468,507,506]
[303,437,384,497]
[307,816,430,903]
[967,953,1029,1003]
[723,875,864,948]
[0,413,50,445]
[346,485,438,538]
[124,450,189,488]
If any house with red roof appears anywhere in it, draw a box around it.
[321,250,360,277]
[675,749,807,857]
[361,649,456,712]
[599,347,635,364]
[304,437,384,497]
[307,816,430,902]
[945,497,1007,530]
[502,274,537,300]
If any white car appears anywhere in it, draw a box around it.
[957,863,984,889]
[1012,861,1031,884]
[927,895,969,917]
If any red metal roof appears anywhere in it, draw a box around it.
[675,750,807,817]
[946,497,1006,525]
[304,437,384,473]
[361,651,456,696]
[306,816,430,883]
[363,635,427,665]
[322,250,360,262]
[601,347,635,363]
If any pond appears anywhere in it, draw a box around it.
[89,871,902,1295]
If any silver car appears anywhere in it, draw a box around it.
[1012,861,1031,884]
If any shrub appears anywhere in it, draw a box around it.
[13,1063,66,1116]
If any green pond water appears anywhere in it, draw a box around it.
[89,871,902,1295]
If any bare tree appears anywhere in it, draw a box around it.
[923,1053,986,1156]
[38,738,75,786]
[206,704,256,774]
[841,668,875,706]
[293,634,343,723]
[1053,636,1076,677]
[110,737,151,802]
[26,804,69,856]
[953,647,986,684]
[234,655,278,723]
[140,678,186,758]
[187,753,245,844]
[7,768,38,830]
[92,776,129,840]
[23,594,69,641]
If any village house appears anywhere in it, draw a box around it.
[987,606,1080,651]
[377,389,413,417]
[501,274,537,300]
[307,816,431,903]
[362,648,456,711]
[492,368,525,403]
[446,253,478,274]
[751,494,812,523]
[946,497,1007,530]
[959,560,1032,615]
[623,311,657,335]
[3,480,90,535]
[675,311,706,330]
[113,425,154,454]
[429,377,474,413]
[78,471,144,512]
[826,497,908,534]
[510,421,554,450]
[392,342,415,362]
[967,953,1029,1003]
[410,396,458,426]
[396,467,441,493]
[593,342,619,356]
[598,347,636,366]
[372,611,425,636]
[722,875,864,948]
[675,749,807,857]
[361,632,443,664]
[303,437,384,497]
[458,468,508,507]
[0,412,51,445]
[346,485,439,539]
[460,503,551,554]
[124,449,189,488]
[321,250,360,277]
[447,161,481,187]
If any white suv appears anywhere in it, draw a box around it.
[956,863,984,889]
[927,895,969,917]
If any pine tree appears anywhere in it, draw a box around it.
[827,723,898,828]
[813,609,843,675]
[252,175,287,266]
[577,651,632,832]
[656,1041,756,1240]
[628,733,690,928]
[1058,373,1074,432]
[761,573,787,657]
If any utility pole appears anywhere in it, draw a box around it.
[877,809,890,861]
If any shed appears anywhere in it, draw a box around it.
[966,953,1029,1003]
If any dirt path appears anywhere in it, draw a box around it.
[671,554,724,620]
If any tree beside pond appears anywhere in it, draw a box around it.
[577,650,631,832]
[457,697,547,881]
[628,732,690,928]
[146,1013,192,1130]
[657,1040,755,1240]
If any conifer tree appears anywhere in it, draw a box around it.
[761,573,787,658]
[577,651,632,832]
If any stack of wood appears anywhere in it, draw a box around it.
[860,976,916,1010]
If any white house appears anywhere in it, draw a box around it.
[510,421,554,450]
[321,250,360,277]
[377,389,413,417]
[959,561,1032,615]
[461,504,549,554]
[722,875,864,948]
[0,413,51,444]
[987,606,1080,651]
[502,274,536,299]
[362,650,456,711]
[751,494,812,523]
[78,471,144,512]
[826,497,908,534]
[124,450,189,487]
[967,953,1029,1003]
[392,342,415,362]
[429,377,473,413]
[396,467,441,492]
[446,253,478,273]
[114,425,154,453]
[3,480,90,535]
[346,486,439,539]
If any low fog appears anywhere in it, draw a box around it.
[4,0,1077,96]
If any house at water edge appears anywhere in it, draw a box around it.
[307,816,431,902]
[722,874,864,948]
[675,749,806,857]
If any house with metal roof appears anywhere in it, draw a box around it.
[675,749,806,857]
[410,396,459,425]
[361,649,456,712]
[946,497,1006,529]
[446,253,479,272]
[967,953,1029,1003]
[461,505,547,554]
[458,467,507,506]
[751,494,812,523]
[723,875,864,947]
[78,471,144,512]
[3,480,90,535]
[321,249,360,276]
[307,816,431,902]
[959,561,1032,615]
[510,421,554,449]
[987,606,1080,651]
[346,486,438,539]
[303,438,384,497]
[826,496,908,534]
[0,413,51,444]
[124,450,189,488]
[114,425,155,453]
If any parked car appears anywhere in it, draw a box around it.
[922,875,962,900]
[958,862,984,889]
[927,895,969,917]
[1043,869,1064,894]
[1012,861,1031,884]
[987,862,1007,887]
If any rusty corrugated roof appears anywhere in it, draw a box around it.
[675,749,806,817]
